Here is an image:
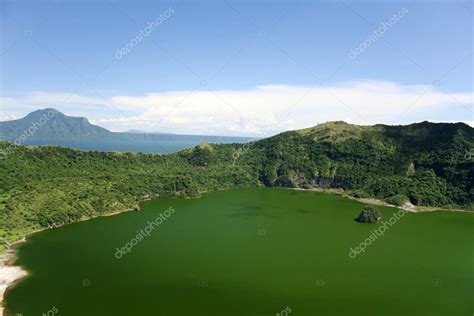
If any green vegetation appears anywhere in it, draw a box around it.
[0,121,472,248]
[385,194,409,206]
[355,205,382,223]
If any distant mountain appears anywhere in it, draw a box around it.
[0,108,112,141]
[0,109,251,152]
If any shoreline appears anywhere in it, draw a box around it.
[0,249,27,316]
[291,187,417,212]
[0,206,137,316]
[1,186,469,255]
[0,186,470,315]
[290,187,471,213]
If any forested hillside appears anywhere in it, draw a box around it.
[0,121,472,250]
[246,121,473,206]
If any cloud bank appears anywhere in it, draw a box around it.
[1,80,472,136]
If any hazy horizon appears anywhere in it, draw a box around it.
[1,107,472,138]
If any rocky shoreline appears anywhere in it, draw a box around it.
[0,249,27,316]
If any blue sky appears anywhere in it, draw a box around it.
[1,0,472,135]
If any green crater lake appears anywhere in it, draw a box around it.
[5,188,474,315]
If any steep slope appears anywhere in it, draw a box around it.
[244,121,473,206]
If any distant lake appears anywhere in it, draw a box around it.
[23,139,226,153]
[23,135,252,153]
[5,188,474,315]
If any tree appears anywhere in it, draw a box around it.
[355,206,382,223]
[385,194,409,206]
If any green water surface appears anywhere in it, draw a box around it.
[5,188,474,315]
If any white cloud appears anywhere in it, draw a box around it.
[1,80,472,136]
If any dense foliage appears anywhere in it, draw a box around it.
[355,206,382,223]
[384,194,409,206]
[244,121,473,208]
[0,121,472,249]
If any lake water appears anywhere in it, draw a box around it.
[5,188,474,315]
[23,135,252,153]
[24,139,213,153]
